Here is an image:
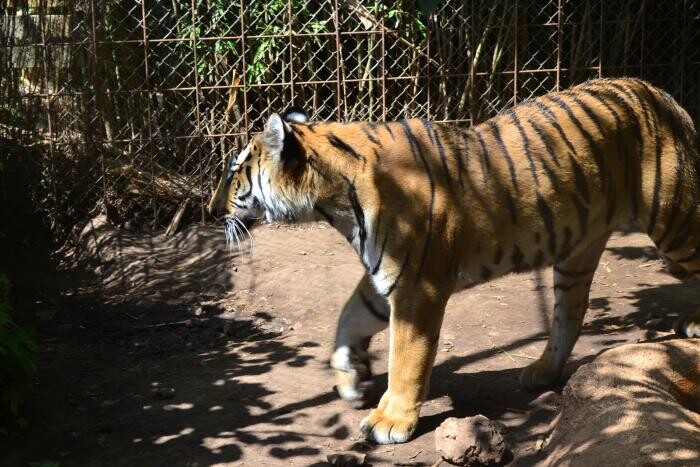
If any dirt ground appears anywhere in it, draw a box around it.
[3,216,699,466]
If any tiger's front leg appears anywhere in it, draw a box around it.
[360,280,449,444]
[331,274,389,407]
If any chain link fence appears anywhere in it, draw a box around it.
[1,0,699,238]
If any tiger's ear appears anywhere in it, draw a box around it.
[263,113,290,154]
[282,107,309,124]
[263,113,305,165]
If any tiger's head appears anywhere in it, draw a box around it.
[208,108,317,244]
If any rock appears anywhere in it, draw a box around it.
[544,340,700,466]
[435,415,508,466]
[151,387,175,400]
[326,451,367,466]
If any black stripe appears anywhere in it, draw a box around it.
[663,227,692,255]
[560,226,573,259]
[314,205,334,226]
[385,250,411,296]
[307,154,333,182]
[371,233,389,275]
[582,86,644,219]
[511,244,524,268]
[655,110,688,247]
[236,166,253,200]
[539,155,561,192]
[606,193,616,226]
[473,129,491,177]
[567,153,590,204]
[363,126,380,146]
[480,266,492,280]
[328,134,364,161]
[537,195,557,256]
[487,120,519,193]
[344,176,367,262]
[663,207,696,253]
[508,112,539,186]
[494,246,503,264]
[566,93,607,137]
[640,84,664,236]
[529,120,561,167]
[399,120,436,284]
[373,201,382,241]
[451,132,466,190]
[420,119,453,192]
[534,249,545,268]
[571,194,589,241]
[506,191,518,225]
[546,95,607,192]
[384,123,395,141]
[359,292,389,322]
[532,100,579,157]
[579,88,626,161]
[608,81,654,134]
[401,120,420,162]
[658,181,689,250]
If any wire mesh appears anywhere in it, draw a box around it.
[0,0,698,236]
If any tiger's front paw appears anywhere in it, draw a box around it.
[360,405,418,444]
[519,359,561,389]
[331,346,375,408]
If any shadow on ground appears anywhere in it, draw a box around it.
[2,227,699,466]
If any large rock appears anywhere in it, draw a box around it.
[544,340,700,466]
[435,415,509,466]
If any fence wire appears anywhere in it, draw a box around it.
[1,0,699,236]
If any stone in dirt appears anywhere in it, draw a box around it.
[326,451,367,466]
[435,415,509,466]
[543,340,700,467]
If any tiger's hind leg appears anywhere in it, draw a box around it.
[331,273,389,407]
[520,234,611,389]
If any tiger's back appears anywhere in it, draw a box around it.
[301,78,699,292]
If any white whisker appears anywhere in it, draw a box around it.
[224,217,240,253]
[234,217,255,256]
[222,216,255,256]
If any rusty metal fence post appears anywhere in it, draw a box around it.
[0,0,697,236]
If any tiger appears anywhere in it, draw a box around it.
[208,77,700,444]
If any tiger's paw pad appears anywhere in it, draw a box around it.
[674,316,700,338]
[360,408,417,444]
[331,346,374,408]
[519,360,561,390]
